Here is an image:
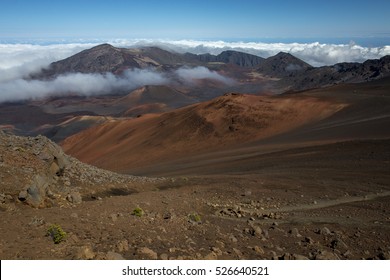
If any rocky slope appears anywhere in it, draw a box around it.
[61,92,344,173]
[0,130,161,210]
[282,55,390,91]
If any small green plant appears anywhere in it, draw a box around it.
[47,224,67,244]
[188,213,202,224]
[132,207,144,217]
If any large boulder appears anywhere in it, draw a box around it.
[18,175,49,208]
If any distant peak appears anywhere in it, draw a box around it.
[274,52,294,57]
[91,43,116,50]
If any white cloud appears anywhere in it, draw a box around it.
[0,69,169,103]
[175,66,235,86]
[0,43,96,82]
[0,66,234,103]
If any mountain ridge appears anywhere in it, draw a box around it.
[38,44,390,93]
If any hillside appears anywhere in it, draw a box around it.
[62,92,344,173]
[283,55,390,91]
[256,51,313,77]
[114,85,194,117]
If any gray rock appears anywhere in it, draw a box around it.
[330,238,348,250]
[289,228,302,238]
[303,236,315,244]
[19,175,49,208]
[38,152,52,161]
[26,185,42,206]
[315,250,340,260]
[67,192,82,204]
[18,190,28,201]
[320,227,332,235]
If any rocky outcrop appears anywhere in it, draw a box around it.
[0,130,161,209]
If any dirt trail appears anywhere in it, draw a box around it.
[215,190,390,225]
[267,190,390,213]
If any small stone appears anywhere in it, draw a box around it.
[303,237,315,244]
[252,225,262,237]
[163,212,174,220]
[211,247,223,256]
[70,213,78,219]
[321,227,332,235]
[289,228,302,238]
[18,190,28,201]
[75,246,95,260]
[330,238,348,250]
[229,235,238,243]
[110,214,118,222]
[160,253,169,260]
[253,246,264,254]
[233,248,243,258]
[106,251,125,260]
[204,252,218,260]
[137,247,158,260]
[343,250,352,258]
[66,192,82,204]
[315,250,340,260]
[117,240,129,252]
[292,254,309,260]
[49,162,61,176]
[38,152,52,161]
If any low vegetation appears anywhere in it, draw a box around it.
[132,207,144,217]
[47,224,67,244]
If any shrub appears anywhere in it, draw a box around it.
[47,224,67,244]
[188,213,202,224]
[132,207,144,217]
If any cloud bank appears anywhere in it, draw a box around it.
[134,39,390,67]
[175,66,235,86]
[0,43,96,83]
[0,66,231,103]
[0,39,389,103]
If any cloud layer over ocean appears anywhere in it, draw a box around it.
[0,39,389,103]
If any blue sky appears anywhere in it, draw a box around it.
[1,0,390,41]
